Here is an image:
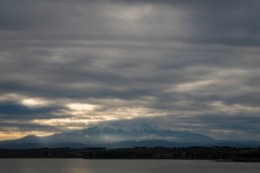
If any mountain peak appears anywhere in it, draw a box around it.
[18,135,41,143]
[22,135,38,139]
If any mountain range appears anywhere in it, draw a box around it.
[0,121,259,149]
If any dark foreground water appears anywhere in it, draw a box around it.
[0,159,259,173]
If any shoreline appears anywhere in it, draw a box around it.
[0,147,259,162]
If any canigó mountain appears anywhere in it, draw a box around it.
[0,120,258,149]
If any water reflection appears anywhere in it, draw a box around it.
[0,159,259,173]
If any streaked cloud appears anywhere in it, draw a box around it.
[0,0,259,141]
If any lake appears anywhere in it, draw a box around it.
[0,159,259,173]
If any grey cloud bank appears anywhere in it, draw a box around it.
[0,0,259,141]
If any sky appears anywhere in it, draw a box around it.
[0,0,260,141]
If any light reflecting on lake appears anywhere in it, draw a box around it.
[0,159,259,173]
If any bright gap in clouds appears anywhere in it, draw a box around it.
[21,98,50,108]
[67,103,99,111]
[112,4,154,22]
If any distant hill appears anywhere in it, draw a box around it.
[0,121,259,149]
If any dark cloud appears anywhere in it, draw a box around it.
[0,101,67,120]
[0,122,59,132]
[0,102,52,115]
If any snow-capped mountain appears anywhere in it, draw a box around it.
[1,120,259,149]
[39,121,214,145]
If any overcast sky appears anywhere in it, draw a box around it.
[0,0,260,141]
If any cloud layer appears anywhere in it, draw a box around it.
[0,0,259,141]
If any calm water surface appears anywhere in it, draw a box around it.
[0,159,259,173]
